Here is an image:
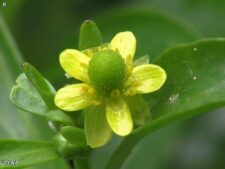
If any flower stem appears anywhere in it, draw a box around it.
[74,156,91,169]
[68,159,74,169]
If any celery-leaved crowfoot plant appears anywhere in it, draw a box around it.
[2,19,225,169]
[54,30,166,148]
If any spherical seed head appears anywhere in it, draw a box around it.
[88,50,126,97]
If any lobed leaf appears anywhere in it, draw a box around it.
[10,73,48,116]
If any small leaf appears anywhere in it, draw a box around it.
[22,62,56,109]
[61,126,86,147]
[79,20,103,50]
[0,140,59,169]
[10,73,48,116]
[46,110,74,126]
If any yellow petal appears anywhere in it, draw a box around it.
[106,99,133,136]
[60,49,90,82]
[55,84,94,111]
[111,31,136,63]
[85,105,112,148]
[126,64,166,95]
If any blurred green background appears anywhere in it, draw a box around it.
[1,0,225,169]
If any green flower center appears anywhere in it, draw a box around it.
[88,50,126,98]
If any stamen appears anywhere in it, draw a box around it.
[92,99,102,106]
[115,48,120,54]
[88,87,96,95]
[124,88,136,96]
[65,73,71,79]
[80,62,88,68]
[86,50,94,57]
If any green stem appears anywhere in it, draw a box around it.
[67,159,74,169]
[74,156,91,169]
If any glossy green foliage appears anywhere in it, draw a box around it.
[150,39,225,120]
[105,39,225,169]
[0,140,59,169]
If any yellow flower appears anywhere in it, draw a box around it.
[55,32,166,148]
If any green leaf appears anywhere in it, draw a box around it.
[61,126,86,147]
[96,8,201,61]
[46,110,74,126]
[105,39,225,169]
[0,140,59,169]
[22,62,56,110]
[10,73,48,116]
[79,20,103,50]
